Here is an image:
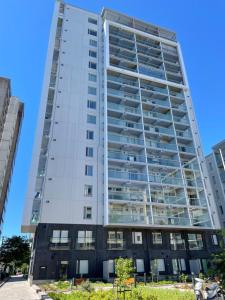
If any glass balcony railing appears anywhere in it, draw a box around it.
[75,238,95,250]
[107,239,126,250]
[109,191,148,202]
[108,117,142,130]
[139,65,166,80]
[110,51,137,63]
[107,75,138,87]
[108,170,148,182]
[176,130,192,138]
[109,30,134,41]
[142,97,170,108]
[189,198,206,207]
[108,150,146,163]
[153,215,190,226]
[178,145,195,154]
[107,102,141,115]
[140,83,168,95]
[191,216,211,227]
[147,156,180,167]
[142,110,172,121]
[169,91,185,99]
[108,133,144,146]
[149,173,183,186]
[171,103,187,111]
[145,125,174,136]
[151,195,186,205]
[109,213,148,224]
[108,88,140,101]
[136,38,160,49]
[146,139,177,151]
[173,116,189,124]
[109,38,135,52]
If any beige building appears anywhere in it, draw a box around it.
[0,77,23,235]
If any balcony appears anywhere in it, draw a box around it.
[108,117,142,131]
[109,29,134,41]
[153,215,190,226]
[173,115,189,125]
[76,238,95,250]
[143,110,172,121]
[109,213,148,224]
[171,103,187,111]
[108,170,148,182]
[142,97,170,108]
[140,82,168,95]
[49,237,71,250]
[139,64,166,80]
[151,195,186,205]
[108,133,144,146]
[169,90,185,99]
[146,139,177,151]
[176,130,192,139]
[109,191,148,202]
[178,145,195,154]
[144,125,174,136]
[107,74,138,87]
[149,173,183,186]
[108,88,140,101]
[107,102,141,115]
[147,156,180,168]
[108,150,146,163]
[109,36,135,52]
[107,239,126,250]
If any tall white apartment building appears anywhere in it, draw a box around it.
[206,140,225,228]
[22,1,220,281]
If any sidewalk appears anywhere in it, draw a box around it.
[0,275,39,300]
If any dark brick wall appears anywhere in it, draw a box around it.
[31,223,221,280]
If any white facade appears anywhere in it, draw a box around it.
[22,1,219,233]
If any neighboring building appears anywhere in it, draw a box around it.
[22,1,220,281]
[206,140,225,228]
[0,77,23,235]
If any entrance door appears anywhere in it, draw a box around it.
[39,266,47,279]
[59,261,68,280]
[189,259,201,275]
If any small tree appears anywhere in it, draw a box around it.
[0,236,30,273]
[115,257,134,288]
[211,230,225,288]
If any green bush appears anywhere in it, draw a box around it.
[48,287,195,300]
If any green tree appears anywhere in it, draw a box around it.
[0,236,30,272]
[115,257,135,288]
[211,230,225,288]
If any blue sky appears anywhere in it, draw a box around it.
[0,0,225,237]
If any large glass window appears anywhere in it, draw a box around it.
[77,231,94,250]
[88,74,97,82]
[89,39,97,47]
[86,147,93,157]
[86,130,94,140]
[77,260,88,275]
[88,29,97,36]
[88,86,97,95]
[170,233,185,250]
[172,258,186,274]
[107,231,124,249]
[87,114,96,124]
[88,17,97,25]
[51,230,68,243]
[85,165,93,176]
[87,100,96,109]
[188,234,203,250]
[150,259,165,274]
[136,259,144,272]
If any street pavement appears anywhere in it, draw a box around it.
[0,275,39,300]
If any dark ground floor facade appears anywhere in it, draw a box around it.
[30,223,221,281]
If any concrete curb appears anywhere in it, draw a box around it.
[0,276,10,288]
[32,285,53,300]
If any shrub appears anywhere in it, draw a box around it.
[115,257,135,288]
[179,273,188,283]
[79,279,94,293]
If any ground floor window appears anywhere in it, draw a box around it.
[172,258,186,274]
[150,259,165,274]
[76,260,88,276]
[135,259,144,273]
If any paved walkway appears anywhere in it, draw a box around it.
[0,275,39,300]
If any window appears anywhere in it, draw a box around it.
[88,73,97,82]
[88,29,97,36]
[51,230,68,243]
[87,114,96,124]
[88,61,97,70]
[107,231,124,249]
[83,206,92,219]
[211,234,219,246]
[132,232,142,244]
[209,162,213,171]
[152,232,162,244]
[86,130,94,140]
[77,231,94,250]
[212,176,216,184]
[86,147,93,157]
[85,165,93,176]
[88,86,97,95]
[87,100,96,109]
[188,233,203,250]
[84,185,93,196]
[172,259,186,275]
[77,260,88,275]
[135,259,144,273]
[88,17,97,25]
[151,259,165,274]
[89,39,97,47]
[170,233,185,250]
[89,50,97,58]
[220,205,224,215]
